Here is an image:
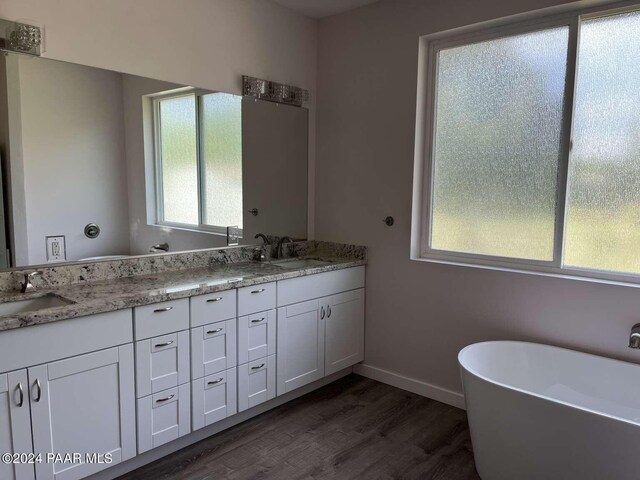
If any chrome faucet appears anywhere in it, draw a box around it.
[275,236,293,259]
[629,324,640,348]
[21,270,42,293]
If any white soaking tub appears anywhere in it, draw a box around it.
[459,341,640,480]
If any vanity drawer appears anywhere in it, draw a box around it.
[135,330,190,398]
[137,384,191,454]
[190,290,237,328]
[191,368,237,431]
[191,319,237,379]
[277,266,365,306]
[238,355,276,412]
[134,299,189,340]
[237,282,276,316]
[238,309,276,365]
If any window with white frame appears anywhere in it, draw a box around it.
[415,5,640,282]
[153,91,243,233]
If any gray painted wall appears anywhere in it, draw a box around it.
[315,0,640,397]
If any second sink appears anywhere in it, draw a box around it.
[0,294,75,317]
[270,258,331,270]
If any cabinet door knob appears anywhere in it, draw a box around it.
[206,328,223,334]
[155,394,175,403]
[251,363,265,370]
[208,378,224,385]
[320,306,325,319]
[154,306,173,313]
[327,305,332,318]
[251,317,265,324]
[154,340,174,348]
[16,383,24,407]
[207,297,223,303]
[33,379,41,403]
[251,288,266,294]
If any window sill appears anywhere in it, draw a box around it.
[151,223,241,238]
[410,254,640,290]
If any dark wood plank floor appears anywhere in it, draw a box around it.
[118,374,480,480]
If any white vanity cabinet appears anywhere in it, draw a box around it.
[276,266,365,395]
[276,299,325,395]
[0,370,34,480]
[190,291,238,431]
[30,346,136,480]
[323,289,365,375]
[134,299,191,452]
[0,309,136,480]
[236,283,277,411]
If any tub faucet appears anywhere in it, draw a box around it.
[629,324,640,348]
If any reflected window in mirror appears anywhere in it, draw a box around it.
[153,91,242,235]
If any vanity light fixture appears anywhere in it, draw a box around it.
[0,18,45,56]
[242,75,309,107]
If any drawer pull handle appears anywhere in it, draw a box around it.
[251,363,265,370]
[320,306,325,320]
[156,394,175,403]
[251,288,265,294]
[327,305,332,318]
[33,379,41,403]
[251,317,265,324]
[208,378,224,385]
[16,383,24,407]
[207,328,223,334]
[155,340,174,348]
[207,297,223,303]
[154,306,173,313]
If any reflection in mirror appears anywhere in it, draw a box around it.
[0,55,308,270]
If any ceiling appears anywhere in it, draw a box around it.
[271,0,381,18]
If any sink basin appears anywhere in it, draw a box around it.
[271,258,331,270]
[0,294,75,317]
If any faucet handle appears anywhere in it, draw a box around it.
[629,324,640,349]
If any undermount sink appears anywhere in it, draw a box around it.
[0,294,75,317]
[271,258,332,270]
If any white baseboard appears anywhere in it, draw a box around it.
[353,363,466,410]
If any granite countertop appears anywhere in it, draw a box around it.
[0,255,366,332]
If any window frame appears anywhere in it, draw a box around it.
[152,89,241,237]
[412,1,640,286]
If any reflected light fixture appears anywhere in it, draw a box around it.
[0,18,45,56]
[243,75,309,107]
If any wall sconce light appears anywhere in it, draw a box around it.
[0,18,45,56]
[243,75,309,107]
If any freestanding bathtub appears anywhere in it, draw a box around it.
[459,341,640,480]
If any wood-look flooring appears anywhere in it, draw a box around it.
[118,374,480,480]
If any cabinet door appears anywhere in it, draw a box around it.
[136,330,190,397]
[238,310,275,365]
[29,345,136,480]
[191,368,237,430]
[238,356,276,412]
[191,319,236,380]
[137,384,190,454]
[277,299,324,395]
[0,370,34,480]
[324,289,365,375]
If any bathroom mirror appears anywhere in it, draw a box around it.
[0,55,309,270]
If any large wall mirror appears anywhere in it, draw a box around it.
[0,55,309,270]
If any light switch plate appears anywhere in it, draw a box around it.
[46,235,66,262]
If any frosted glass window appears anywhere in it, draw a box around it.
[564,11,640,274]
[201,93,243,228]
[158,95,199,225]
[430,27,569,260]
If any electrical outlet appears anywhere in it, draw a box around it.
[46,236,66,262]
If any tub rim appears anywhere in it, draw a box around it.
[459,340,640,427]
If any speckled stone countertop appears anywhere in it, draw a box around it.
[0,254,366,332]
